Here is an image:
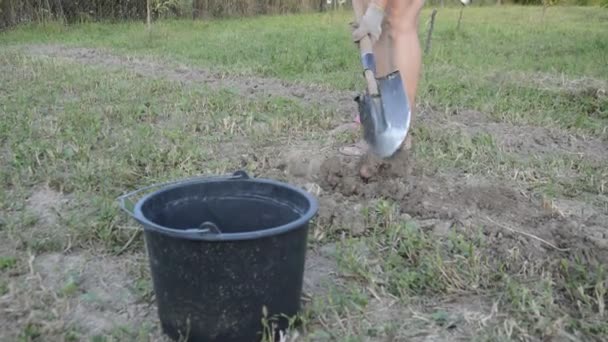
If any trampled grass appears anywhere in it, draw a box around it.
[0,4,607,342]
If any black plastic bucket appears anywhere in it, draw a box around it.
[118,171,318,342]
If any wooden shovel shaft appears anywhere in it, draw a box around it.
[352,0,379,96]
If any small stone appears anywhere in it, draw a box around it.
[359,164,374,180]
[303,183,322,196]
[417,219,440,229]
[433,220,453,236]
[307,157,324,180]
[400,213,412,222]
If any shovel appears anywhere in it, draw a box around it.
[352,0,411,158]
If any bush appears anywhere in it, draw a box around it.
[0,0,330,28]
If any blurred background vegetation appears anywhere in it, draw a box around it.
[1,0,606,30]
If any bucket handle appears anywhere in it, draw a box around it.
[117,170,250,221]
[182,221,222,236]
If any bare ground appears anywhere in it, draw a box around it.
[22,44,356,121]
[2,44,607,341]
[422,109,608,162]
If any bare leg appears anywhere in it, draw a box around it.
[372,7,396,78]
[388,0,424,120]
[354,0,424,115]
[340,0,394,156]
[357,0,424,179]
[338,0,395,157]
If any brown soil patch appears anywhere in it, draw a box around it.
[488,70,608,95]
[23,44,356,122]
[314,150,608,262]
[303,243,339,297]
[21,44,608,163]
[1,250,168,341]
[421,109,608,162]
[25,185,70,227]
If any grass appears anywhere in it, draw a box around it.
[0,50,334,252]
[413,124,608,201]
[2,7,607,82]
[328,200,607,341]
[1,6,606,135]
[0,4,607,342]
[0,256,17,270]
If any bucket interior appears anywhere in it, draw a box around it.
[139,179,312,235]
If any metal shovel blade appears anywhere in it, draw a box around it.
[356,70,411,158]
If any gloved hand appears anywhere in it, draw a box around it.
[351,2,385,44]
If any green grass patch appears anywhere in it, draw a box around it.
[0,50,332,251]
[413,123,607,201]
[0,256,17,271]
[1,6,606,134]
[2,7,606,84]
[329,200,608,341]
[0,281,8,296]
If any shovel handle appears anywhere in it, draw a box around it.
[353,0,379,96]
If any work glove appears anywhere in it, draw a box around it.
[351,2,385,44]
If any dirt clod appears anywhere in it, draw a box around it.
[316,196,368,236]
[316,147,608,263]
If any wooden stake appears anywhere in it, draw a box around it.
[147,0,152,31]
[424,8,438,55]
[457,6,464,30]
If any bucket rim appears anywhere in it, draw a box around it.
[131,176,319,241]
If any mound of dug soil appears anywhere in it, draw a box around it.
[319,147,417,197]
[316,150,608,264]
